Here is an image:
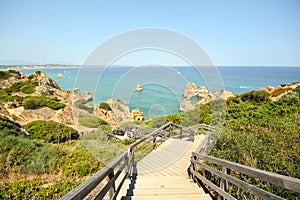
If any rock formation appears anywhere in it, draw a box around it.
[210,90,235,101]
[96,100,145,127]
[131,107,144,121]
[179,82,234,112]
[261,82,300,101]
[0,71,90,127]
[96,99,133,127]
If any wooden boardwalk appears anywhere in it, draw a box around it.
[61,123,300,200]
[118,135,211,200]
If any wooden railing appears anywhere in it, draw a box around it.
[60,122,194,200]
[189,129,300,200]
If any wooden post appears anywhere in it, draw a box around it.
[125,149,130,178]
[191,156,196,181]
[180,127,183,139]
[152,135,157,149]
[219,166,229,200]
[108,170,116,199]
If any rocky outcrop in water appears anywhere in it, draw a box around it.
[179,82,234,112]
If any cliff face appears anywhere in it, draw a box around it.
[0,71,91,127]
[179,82,234,112]
[95,99,135,127]
[261,82,300,101]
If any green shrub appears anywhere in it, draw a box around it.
[294,85,300,96]
[74,100,94,114]
[20,80,39,94]
[23,96,66,110]
[208,92,300,199]
[0,178,84,199]
[0,71,10,79]
[0,95,23,102]
[271,88,292,97]
[181,103,211,126]
[0,70,21,80]
[121,138,136,145]
[0,70,19,79]
[98,102,112,111]
[149,116,166,128]
[81,129,127,164]
[166,113,182,124]
[0,132,60,175]
[8,70,21,76]
[24,120,78,143]
[78,116,108,128]
[0,115,24,137]
[240,90,270,103]
[4,80,38,94]
[46,100,66,110]
[56,148,103,177]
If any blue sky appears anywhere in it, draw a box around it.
[0,0,299,66]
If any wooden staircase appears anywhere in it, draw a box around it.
[118,136,211,200]
[60,123,300,200]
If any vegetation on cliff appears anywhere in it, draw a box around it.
[0,70,21,79]
[0,70,66,111]
[23,96,66,110]
[98,102,112,111]
[208,88,300,199]
[78,115,108,128]
[24,120,78,143]
[74,99,94,114]
[0,117,128,198]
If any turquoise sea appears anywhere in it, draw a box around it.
[21,66,300,119]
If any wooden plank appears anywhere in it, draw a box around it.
[191,159,285,200]
[193,152,300,193]
[129,122,172,148]
[60,152,127,200]
[111,171,128,200]
[195,132,211,153]
[190,168,237,200]
[94,161,127,200]
[220,166,229,193]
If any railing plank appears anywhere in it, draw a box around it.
[191,159,285,200]
[60,152,127,200]
[94,161,127,200]
[129,122,172,148]
[190,168,237,200]
[192,152,300,193]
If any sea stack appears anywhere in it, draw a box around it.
[136,83,143,92]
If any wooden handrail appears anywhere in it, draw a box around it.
[60,152,127,200]
[60,122,194,200]
[192,153,300,193]
[189,126,300,199]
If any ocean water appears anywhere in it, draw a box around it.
[20,66,300,119]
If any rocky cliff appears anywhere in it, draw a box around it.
[261,82,300,101]
[179,82,234,112]
[95,99,142,127]
[0,71,92,127]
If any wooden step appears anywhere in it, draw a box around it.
[121,193,211,200]
[117,135,211,200]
